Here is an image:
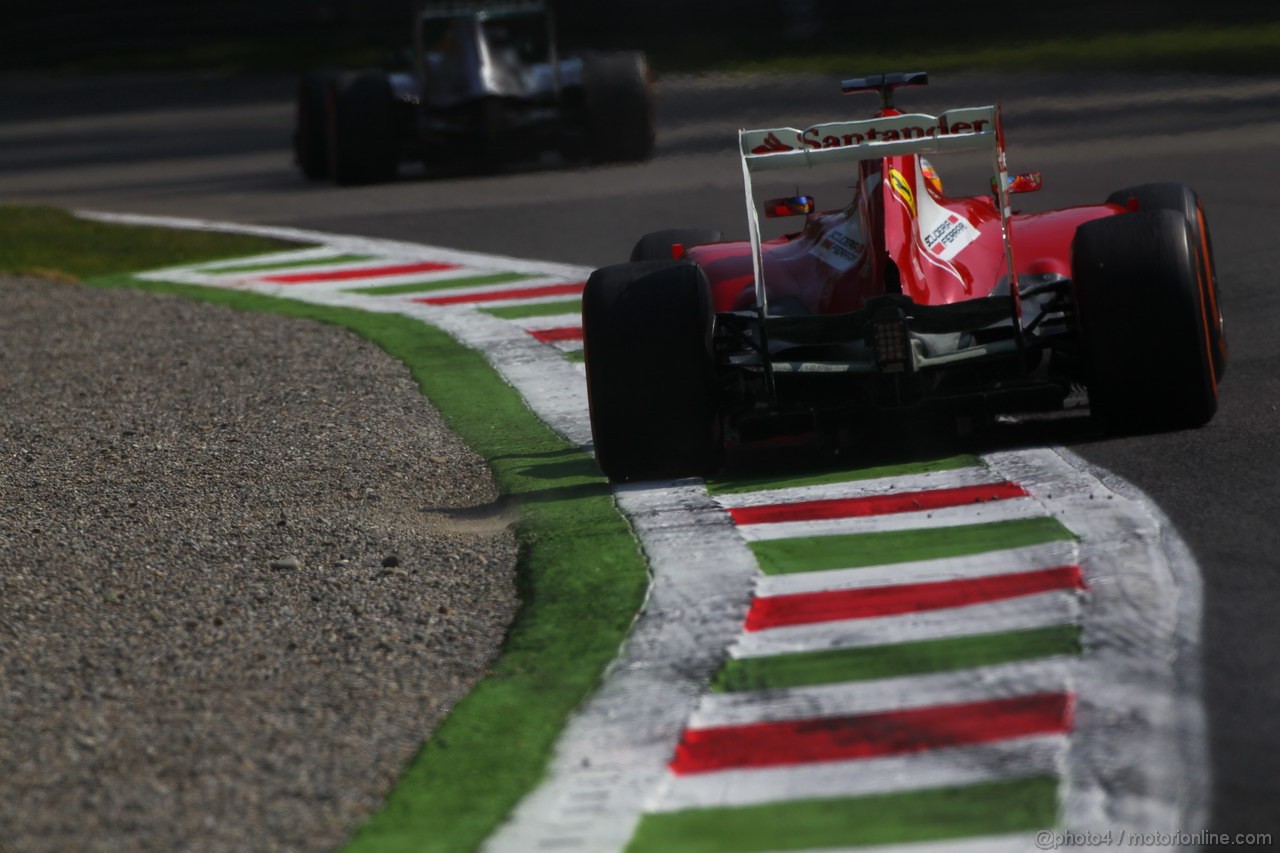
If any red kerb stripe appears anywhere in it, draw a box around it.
[728,481,1028,526]
[416,282,585,305]
[262,261,458,283]
[670,692,1074,775]
[529,326,584,343]
[745,565,1085,630]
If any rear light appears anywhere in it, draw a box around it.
[870,313,912,373]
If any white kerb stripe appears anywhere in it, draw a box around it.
[239,270,557,295]
[712,464,999,508]
[731,590,1083,659]
[687,657,1077,730]
[735,497,1046,540]
[196,246,365,271]
[478,293,584,311]
[512,313,584,332]
[648,735,1065,813]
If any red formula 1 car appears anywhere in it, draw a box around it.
[583,72,1227,482]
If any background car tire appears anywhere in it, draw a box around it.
[1105,182,1227,380]
[583,260,721,481]
[1071,208,1219,433]
[294,68,337,180]
[630,228,723,262]
[581,52,656,164]
[326,70,398,186]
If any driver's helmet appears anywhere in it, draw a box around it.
[920,158,944,196]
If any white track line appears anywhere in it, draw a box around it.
[984,449,1209,837]
[649,735,1066,813]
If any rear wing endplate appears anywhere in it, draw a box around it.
[737,106,1017,322]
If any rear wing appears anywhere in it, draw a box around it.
[737,106,1017,319]
[418,0,547,18]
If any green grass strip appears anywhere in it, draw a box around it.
[199,252,375,274]
[352,271,535,296]
[722,21,1280,77]
[712,625,1082,693]
[0,205,302,281]
[483,298,582,320]
[752,516,1076,575]
[563,349,586,363]
[707,454,981,496]
[626,775,1059,852]
[86,272,646,853]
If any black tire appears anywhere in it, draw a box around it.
[581,52,656,164]
[1105,182,1227,380]
[1071,209,1219,433]
[630,228,723,262]
[326,70,399,185]
[294,68,337,180]
[583,260,721,481]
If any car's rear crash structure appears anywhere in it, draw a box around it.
[583,73,1227,482]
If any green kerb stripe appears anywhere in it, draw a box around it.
[483,298,582,319]
[713,625,1082,692]
[707,454,982,495]
[751,516,1076,575]
[563,349,586,363]
[626,776,1058,853]
[200,253,375,273]
[352,271,535,296]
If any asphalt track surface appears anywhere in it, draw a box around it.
[5,69,1280,839]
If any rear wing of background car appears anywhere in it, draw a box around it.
[737,106,1018,320]
[418,0,547,17]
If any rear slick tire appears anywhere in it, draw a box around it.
[1105,182,1227,380]
[1071,209,1219,433]
[327,70,398,186]
[583,260,721,482]
[581,52,656,164]
[294,68,337,179]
